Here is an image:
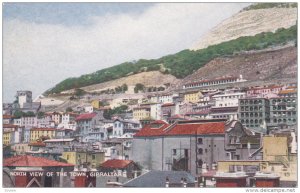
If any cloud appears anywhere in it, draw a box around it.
[3,3,249,102]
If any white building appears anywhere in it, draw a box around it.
[16,91,32,108]
[21,116,38,128]
[111,118,141,138]
[75,112,107,142]
[58,112,78,130]
[183,75,246,89]
[150,103,162,120]
[212,92,246,107]
[84,106,94,113]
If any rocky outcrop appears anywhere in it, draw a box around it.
[191,8,297,50]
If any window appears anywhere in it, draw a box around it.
[198,148,203,154]
[172,149,177,155]
[197,138,203,144]
[92,155,96,160]
[197,159,203,167]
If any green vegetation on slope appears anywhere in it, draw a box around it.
[45,25,297,95]
[243,3,297,11]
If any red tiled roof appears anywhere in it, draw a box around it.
[135,120,225,137]
[165,122,225,136]
[3,115,14,119]
[161,103,175,107]
[101,159,133,169]
[30,128,56,131]
[28,141,46,147]
[279,90,297,94]
[134,120,170,137]
[3,155,74,167]
[3,124,19,128]
[75,112,97,121]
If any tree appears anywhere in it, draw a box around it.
[134,83,145,93]
[74,88,86,97]
[13,110,24,118]
[25,111,35,117]
[66,107,73,112]
[37,112,45,118]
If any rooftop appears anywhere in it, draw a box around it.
[75,112,97,121]
[123,170,195,187]
[3,115,14,119]
[30,128,56,131]
[135,119,226,137]
[100,159,133,169]
[43,138,76,143]
[4,155,74,167]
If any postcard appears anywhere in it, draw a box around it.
[2,2,298,190]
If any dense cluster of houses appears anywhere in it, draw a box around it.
[2,75,298,188]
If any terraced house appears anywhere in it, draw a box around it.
[30,128,57,142]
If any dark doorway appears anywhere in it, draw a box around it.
[184,149,189,158]
[44,176,53,187]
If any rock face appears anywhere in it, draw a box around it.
[182,46,297,86]
[191,8,297,50]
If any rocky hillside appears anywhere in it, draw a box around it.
[61,71,180,94]
[191,7,297,50]
[182,46,297,86]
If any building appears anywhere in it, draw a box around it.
[161,103,176,120]
[150,103,162,120]
[75,111,106,142]
[123,171,196,187]
[11,143,30,155]
[132,119,237,176]
[261,132,297,187]
[58,112,78,130]
[214,130,297,187]
[100,159,140,179]
[3,114,14,124]
[185,109,212,120]
[212,91,245,107]
[183,91,202,103]
[246,85,283,98]
[183,75,246,89]
[268,97,297,129]
[3,124,24,145]
[21,116,38,128]
[3,155,74,187]
[110,118,141,138]
[132,106,151,121]
[37,114,54,128]
[16,91,32,108]
[61,151,105,168]
[91,99,102,109]
[50,112,62,125]
[238,98,270,132]
[21,102,41,114]
[84,106,94,113]
[277,89,297,98]
[30,128,57,142]
[210,106,239,120]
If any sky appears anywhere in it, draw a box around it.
[3,2,250,102]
